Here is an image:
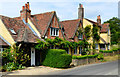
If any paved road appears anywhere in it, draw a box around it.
[46,60,119,75]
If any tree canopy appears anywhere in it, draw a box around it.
[104,17,120,44]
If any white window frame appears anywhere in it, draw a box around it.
[50,28,59,36]
[0,48,3,53]
[95,44,98,49]
[74,47,77,54]
[78,33,83,40]
[79,46,82,54]
[108,44,110,50]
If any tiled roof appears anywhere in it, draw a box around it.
[100,23,109,33]
[0,38,9,46]
[17,28,40,43]
[85,18,98,25]
[29,11,54,37]
[60,19,81,39]
[0,15,40,45]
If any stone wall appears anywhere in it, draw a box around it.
[72,58,97,66]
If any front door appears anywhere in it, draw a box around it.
[31,48,35,66]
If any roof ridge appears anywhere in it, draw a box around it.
[31,11,55,16]
[61,19,80,22]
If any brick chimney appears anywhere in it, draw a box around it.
[78,4,84,20]
[20,2,31,23]
[97,15,101,25]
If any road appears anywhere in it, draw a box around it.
[46,60,119,75]
[2,60,119,77]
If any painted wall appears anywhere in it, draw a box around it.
[28,18,41,38]
[0,19,15,45]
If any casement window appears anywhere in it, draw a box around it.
[79,46,82,54]
[0,48,5,52]
[95,44,98,49]
[74,47,77,54]
[108,44,110,50]
[50,28,59,36]
[78,33,83,39]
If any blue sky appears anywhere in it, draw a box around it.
[0,0,119,24]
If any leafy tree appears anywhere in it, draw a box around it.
[104,17,120,44]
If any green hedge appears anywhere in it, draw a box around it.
[99,50,113,53]
[112,48,118,52]
[42,49,72,68]
[72,54,98,59]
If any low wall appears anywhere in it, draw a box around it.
[72,58,97,66]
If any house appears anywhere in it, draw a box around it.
[0,2,111,66]
[60,4,111,55]
[0,2,65,66]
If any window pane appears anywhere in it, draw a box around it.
[54,29,55,35]
[56,29,58,36]
[51,28,53,35]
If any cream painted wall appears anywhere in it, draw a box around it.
[83,18,93,44]
[0,19,15,45]
[28,18,41,38]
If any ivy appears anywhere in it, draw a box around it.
[85,25,91,40]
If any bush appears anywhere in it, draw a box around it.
[97,53,104,60]
[72,54,98,59]
[99,50,113,53]
[112,48,118,52]
[42,49,72,68]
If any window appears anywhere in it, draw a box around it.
[108,44,110,50]
[0,48,3,52]
[74,47,77,54]
[10,29,16,34]
[50,28,59,36]
[95,44,98,49]
[78,33,83,39]
[79,46,82,54]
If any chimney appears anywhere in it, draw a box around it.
[97,15,101,24]
[78,4,84,20]
[20,2,31,23]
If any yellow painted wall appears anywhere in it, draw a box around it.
[28,18,41,38]
[83,18,93,44]
[0,19,15,45]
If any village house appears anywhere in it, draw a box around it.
[0,2,110,66]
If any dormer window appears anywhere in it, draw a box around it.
[50,28,59,36]
[78,33,83,39]
[10,29,16,34]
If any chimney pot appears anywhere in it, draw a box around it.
[97,15,101,19]
[25,4,27,9]
[22,6,25,10]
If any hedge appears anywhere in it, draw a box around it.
[42,49,72,68]
[112,48,118,52]
[99,50,113,53]
[72,54,98,59]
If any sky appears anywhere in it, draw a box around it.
[0,0,119,24]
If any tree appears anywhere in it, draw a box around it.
[104,17,120,44]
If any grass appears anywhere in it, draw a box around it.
[104,54,120,62]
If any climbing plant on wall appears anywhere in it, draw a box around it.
[85,25,91,40]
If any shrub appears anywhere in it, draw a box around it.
[99,50,113,53]
[42,49,72,68]
[112,48,118,52]
[72,54,98,59]
[97,53,104,60]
